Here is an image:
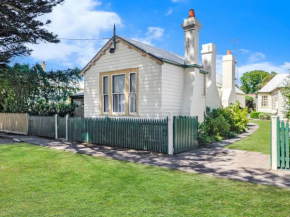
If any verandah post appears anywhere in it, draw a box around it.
[271,116,278,170]
[168,112,174,155]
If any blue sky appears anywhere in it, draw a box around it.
[14,0,290,83]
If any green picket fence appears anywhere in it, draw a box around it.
[29,116,55,139]
[68,117,168,153]
[57,116,66,139]
[275,118,290,170]
[173,116,198,153]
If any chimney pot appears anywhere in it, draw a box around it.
[188,9,195,18]
[227,49,231,55]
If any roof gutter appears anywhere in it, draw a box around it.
[162,59,208,74]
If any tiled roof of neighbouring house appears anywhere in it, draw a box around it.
[118,36,185,65]
[258,74,289,93]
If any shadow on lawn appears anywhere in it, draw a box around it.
[1,132,290,188]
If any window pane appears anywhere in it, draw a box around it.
[113,94,125,113]
[130,73,136,93]
[113,74,125,93]
[104,95,108,112]
[130,93,136,113]
[103,76,108,94]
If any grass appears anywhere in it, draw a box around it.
[227,120,271,155]
[1,143,290,216]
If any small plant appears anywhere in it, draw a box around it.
[250,111,261,119]
[259,113,271,120]
[198,102,249,145]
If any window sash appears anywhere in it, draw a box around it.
[103,76,109,113]
[129,73,136,113]
[113,94,125,113]
[262,96,268,107]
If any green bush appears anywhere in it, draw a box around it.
[198,102,249,145]
[259,113,271,120]
[250,111,261,119]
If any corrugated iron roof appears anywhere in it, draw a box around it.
[118,36,185,65]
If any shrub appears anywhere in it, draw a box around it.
[259,113,271,120]
[198,102,249,145]
[250,111,261,119]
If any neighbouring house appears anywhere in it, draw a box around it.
[216,73,246,108]
[80,9,241,121]
[257,74,289,117]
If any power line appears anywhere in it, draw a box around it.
[58,38,110,41]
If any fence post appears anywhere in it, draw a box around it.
[55,114,58,140]
[65,114,69,141]
[271,116,278,170]
[168,112,174,155]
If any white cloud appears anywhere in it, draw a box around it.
[248,52,266,63]
[132,27,164,45]
[165,9,173,16]
[238,62,290,74]
[28,0,121,67]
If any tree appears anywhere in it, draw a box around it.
[0,0,64,67]
[0,63,81,116]
[262,71,277,87]
[281,75,290,119]
[240,70,270,94]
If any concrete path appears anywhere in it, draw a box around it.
[1,124,290,188]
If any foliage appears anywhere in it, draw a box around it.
[0,63,81,116]
[245,95,255,112]
[262,71,277,87]
[240,70,270,94]
[0,0,64,67]
[198,102,249,145]
[259,113,271,120]
[280,76,290,119]
[250,111,261,119]
[227,120,271,154]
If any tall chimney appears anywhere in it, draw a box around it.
[221,50,237,107]
[201,43,220,109]
[182,9,202,64]
[180,9,205,122]
[41,61,46,72]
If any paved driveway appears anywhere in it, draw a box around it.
[1,124,289,188]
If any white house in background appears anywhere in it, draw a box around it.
[257,74,289,117]
[80,9,241,122]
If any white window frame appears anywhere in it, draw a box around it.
[129,72,136,115]
[112,73,126,115]
[102,76,109,114]
[261,95,268,107]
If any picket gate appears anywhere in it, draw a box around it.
[173,116,198,153]
[271,116,290,171]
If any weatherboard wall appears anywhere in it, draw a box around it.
[84,42,163,118]
[161,63,184,117]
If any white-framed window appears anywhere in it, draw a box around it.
[262,95,268,107]
[112,74,126,114]
[103,76,109,113]
[129,73,136,114]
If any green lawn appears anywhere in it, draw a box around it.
[227,120,271,155]
[1,144,290,216]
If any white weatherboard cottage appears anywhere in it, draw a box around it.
[80,9,243,122]
[257,74,289,117]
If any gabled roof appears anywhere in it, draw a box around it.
[118,36,185,65]
[79,35,205,75]
[258,74,289,93]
